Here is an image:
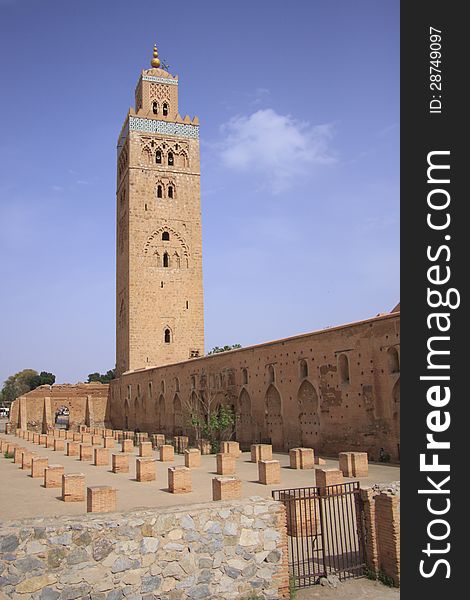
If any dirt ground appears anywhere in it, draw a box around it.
[0,431,399,519]
[297,578,400,599]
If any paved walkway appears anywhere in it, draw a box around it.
[0,433,400,519]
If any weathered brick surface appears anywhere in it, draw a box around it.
[151,433,165,448]
[44,465,64,488]
[289,447,314,469]
[352,452,369,477]
[112,452,130,474]
[376,493,400,586]
[31,457,48,478]
[54,439,65,452]
[221,441,241,458]
[212,476,242,500]
[184,448,201,468]
[21,450,36,470]
[67,441,80,457]
[39,434,47,446]
[159,444,174,462]
[13,446,25,464]
[251,444,273,463]
[139,441,153,457]
[104,436,115,448]
[62,473,85,502]
[46,435,55,449]
[315,468,344,492]
[92,435,102,446]
[94,447,109,467]
[216,453,236,475]
[122,439,134,453]
[339,452,354,476]
[259,460,281,485]
[79,444,93,462]
[136,458,156,482]
[168,466,191,493]
[87,486,117,513]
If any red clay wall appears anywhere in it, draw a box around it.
[109,311,400,461]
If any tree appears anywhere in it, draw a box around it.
[207,344,242,355]
[87,369,116,384]
[0,369,56,406]
[27,371,56,391]
[181,388,236,453]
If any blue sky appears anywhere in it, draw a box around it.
[0,0,399,385]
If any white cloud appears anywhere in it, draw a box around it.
[219,108,336,193]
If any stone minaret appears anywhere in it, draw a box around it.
[116,44,204,376]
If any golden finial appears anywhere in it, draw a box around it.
[151,44,161,68]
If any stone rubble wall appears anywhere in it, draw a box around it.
[0,496,289,600]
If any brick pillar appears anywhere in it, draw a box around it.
[212,476,242,500]
[159,445,174,462]
[216,453,236,475]
[136,458,156,482]
[94,447,109,467]
[184,448,201,468]
[139,441,153,457]
[44,465,64,488]
[31,457,48,478]
[152,433,165,448]
[81,433,92,444]
[376,493,400,586]
[59,429,66,439]
[315,468,344,491]
[112,453,129,473]
[62,473,85,502]
[122,439,134,453]
[352,452,369,477]
[13,446,25,464]
[46,435,55,449]
[339,452,354,476]
[289,447,315,469]
[359,488,379,575]
[54,439,65,452]
[21,450,36,470]
[168,466,191,493]
[104,437,115,448]
[258,460,281,484]
[251,444,272,463]
[39,434,47,446]
[79,444,93,462]
[221,441,241,457]
[174,435,189,453]
[87,486,117,513]
[91,435,102,446]
[67,441,80,457]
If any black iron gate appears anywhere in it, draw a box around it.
[272,482,365,588]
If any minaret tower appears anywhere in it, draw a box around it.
[116,44,204,376]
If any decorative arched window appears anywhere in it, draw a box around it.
[163,252,169,267]
[299,359,308,379]
[174,377,180,392]
[338,354,350,384]
[168,186,173,199]
[148,382,153,398]
[268,365,275,384]
[161,380,165,393]
[191,375,196,389]
[156,150,162,164]
[163,103,169,116]
[388,347,400,373]
[168,152,174,166]
[162,231,170,241]
[157,185,163,198]
[164,328,171,343]
[152,101,158,115]
[242,368,248,385]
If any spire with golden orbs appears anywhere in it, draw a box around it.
[151,44,161,68]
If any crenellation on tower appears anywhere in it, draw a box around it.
[116,44,204,377]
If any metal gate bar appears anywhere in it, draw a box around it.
[273,482,365,588]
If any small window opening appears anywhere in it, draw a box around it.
[164,328,171,343]
[156,150,162,164]
[186,300,189,309]
[144,203,147,211]
[163,103,169,116]
[163,253,169,267]
[161,281,164,288]
[157,185,163,198]
[168,152,174,166]
[162,231,170,241]
[168,186,173,198]
[152,101,158,115]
